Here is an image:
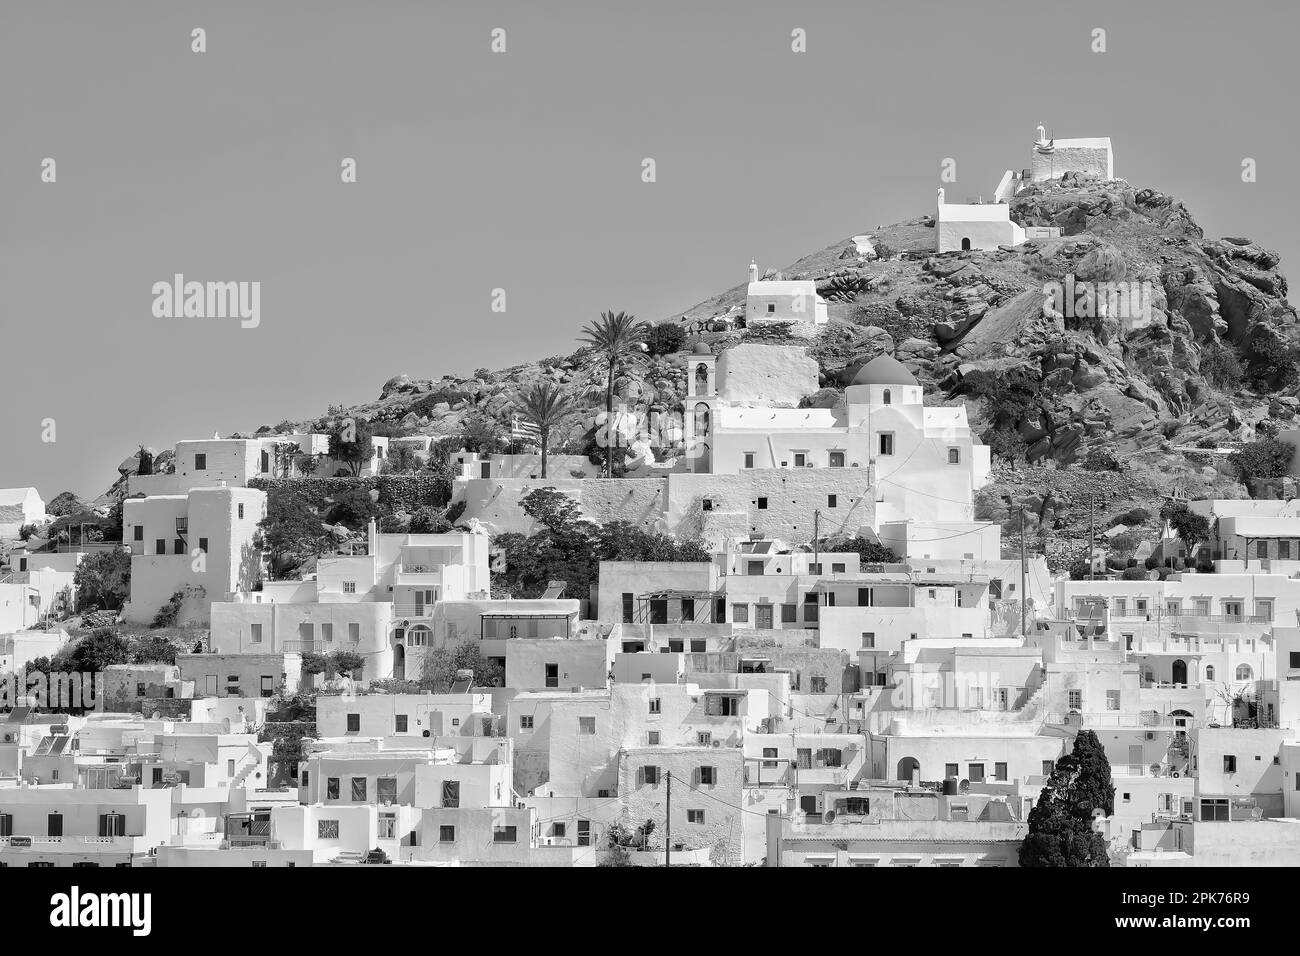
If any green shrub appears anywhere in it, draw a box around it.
[1229,437,1295,482]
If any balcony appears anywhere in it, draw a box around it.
[282,640,361,654]
[394,564,442,587]
[392,605,436,619]
[1045,711,1187,729]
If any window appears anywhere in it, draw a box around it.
[731,604,749,624]
[621,592,634,623]
[948,447,960,464]
[1282,540,1293,560]
[743,453,755,469]
[326,777,340,800]
[195,453,207,470]
[945,763,959,779]
[395,715,408,734]
[577,820,591,846]
[197,537,209,553]
[1200,798,1229,822]
[827,495,838,509]
[648,731,660,745]
[816,748,842,768]
[349,623,360,642]
[1106,689,1120,711]
[322,623,333,644]
[762,748,779,769]
[878,433,894,456]
[794,452,806,467]
[1236,664,1253,681]
[351,777,367,801]
[342,581,356,594]
[155,539,166,556]
[379,813,397,839]
[1290,653,1300,670]
[968,763,985,783]
[1042,760,1054,776]
[1067,689,1082,711]
[699,766,716,786]
[1257,541,1268,559]
[780,603,797,624]
[250,623,262,644]
[318,820,340,840]
[810,676,828,694]
[643,766,660,785]
[0,814,10,837]
[882,389,892,406]
[687,809,706,824]
[520,714,534,729]
[377,778,397,804]
[705,695,741,717]
[648,698,661,715]
[47,813,63,837]
[767,303,776,314]
[832,563,845,573]
[1223,755,1237,774]
[995,762,1008,781]
[346,713,360,733]
[238,503,245,519]
[98,813,126,837]
[441,781,460,808]
[697,732,712,747]
[439,825,456,843]
[757,497,768,510]
[1205,664,1217,681]
[133,525,143,541]
[578,717,596,735]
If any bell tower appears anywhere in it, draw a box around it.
[684,343,717,473]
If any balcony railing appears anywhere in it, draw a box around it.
[392,605,436,619]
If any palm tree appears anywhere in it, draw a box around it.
[578,310,649,476]
[515,380,576,478]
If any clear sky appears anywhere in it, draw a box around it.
[2,0,1296,499]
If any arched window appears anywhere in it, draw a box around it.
[1204,665,1215,681]
[693,402,710,437]
[695,363,709,393]
[1236,664,1253,681]
[882,389,891,406]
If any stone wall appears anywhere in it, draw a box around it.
[456,467,876,548]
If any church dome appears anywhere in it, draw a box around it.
[851,354,918,387]
[692,342,713,355]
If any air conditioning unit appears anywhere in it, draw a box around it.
[1146,732,1155,740]
[822,809,837,823]
[712,740,721,748]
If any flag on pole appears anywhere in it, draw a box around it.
[511,415,541,444]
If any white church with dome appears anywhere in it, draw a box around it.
[683,347,993,529]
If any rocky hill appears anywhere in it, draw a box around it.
[106,174,1298,566]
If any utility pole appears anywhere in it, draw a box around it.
[813,509,821,571]
[1020,508,1028,640]
[664,771,672,869]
